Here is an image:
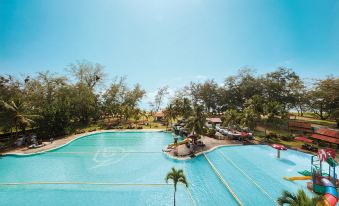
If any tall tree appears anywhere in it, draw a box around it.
[0,100,37,138]
[186,105,206,137]
[308,76,339,120]
[189,80,220,113]
[68,60,104,89]
[222,109,242,128]
[151,86,169,112]
[164,104,177,128]
[262,67,300,110]
[165,167,188,206]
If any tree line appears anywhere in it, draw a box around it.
[164,68,338,130]
[0,61,145,139]
[0,62,338,141]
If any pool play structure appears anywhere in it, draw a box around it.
[271,144,287,159]
[0,132,332,205]
[284,148,338,206]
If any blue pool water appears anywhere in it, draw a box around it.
[0,132,315,205]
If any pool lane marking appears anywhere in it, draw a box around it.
[185,186,197,206]
[1,181,197,206]
[0,182,176,186]
[203,153,243,206]
[218,151,279,206]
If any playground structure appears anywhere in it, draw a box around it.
[284,148,338,206]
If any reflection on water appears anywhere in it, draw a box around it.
[279,158,297,166]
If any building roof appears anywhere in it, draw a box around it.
[288,121,313,133]
[288,121,312,129]
[154,111,164,117]
[206,118,222,123]
[311,134,339,144]
[316,128,339,138]
[310,128,339,144]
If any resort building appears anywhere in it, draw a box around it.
[206,117,222,128]
[153,111,164,122]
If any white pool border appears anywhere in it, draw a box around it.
[4,129,166,157]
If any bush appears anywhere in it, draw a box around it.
[279,135,293,141]
[265,132,277,141]
[207,128,216,137]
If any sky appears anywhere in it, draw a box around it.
[0,0,339,107]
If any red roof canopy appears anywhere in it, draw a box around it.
[316,128,339,138]
[311,134,339,144]
[309,128,339,144]
[288,121,312,129]
[294,136,313,143]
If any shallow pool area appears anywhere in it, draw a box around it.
[0,132,316,205]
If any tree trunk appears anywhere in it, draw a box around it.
[299,105,304,116]
[319,106,325,120]
[15,124,18,139]
[174,190,176,206]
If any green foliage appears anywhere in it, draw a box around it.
[277,189,321,206]
[103,77,145,124]
[308,76,339,121]
[206,128,216,137]
[0,61,146,140]
[0,100,38,138]
[185,105,206,137]
[164,104,177,126]
[222,109,242,128]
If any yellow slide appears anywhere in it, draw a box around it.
[283,176,312,181]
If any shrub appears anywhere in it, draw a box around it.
[279,135,293,141]
[265,132,277,141]
[207,128,216,137]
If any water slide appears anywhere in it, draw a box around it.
[316,178,338,206]
[283,176,312,181]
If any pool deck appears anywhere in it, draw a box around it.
[2,129,165,155]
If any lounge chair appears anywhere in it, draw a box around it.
[28,143,45,149]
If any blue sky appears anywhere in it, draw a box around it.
[1,0,339,105]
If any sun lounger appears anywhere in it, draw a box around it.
[28,143,45,149]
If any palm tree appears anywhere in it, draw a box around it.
[186,105,206,137]
[0,100,37,139]
[181,98,192,120]
[240,107,257,130]
[277,189,321,206]
[222,109,241,129]
[165,167,189,206]
[164,104,177,129]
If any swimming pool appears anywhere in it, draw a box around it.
[0,132,314,205]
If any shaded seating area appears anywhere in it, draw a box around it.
[288,121,313,134]
[310,128,339,148]
[295,136,318,152]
